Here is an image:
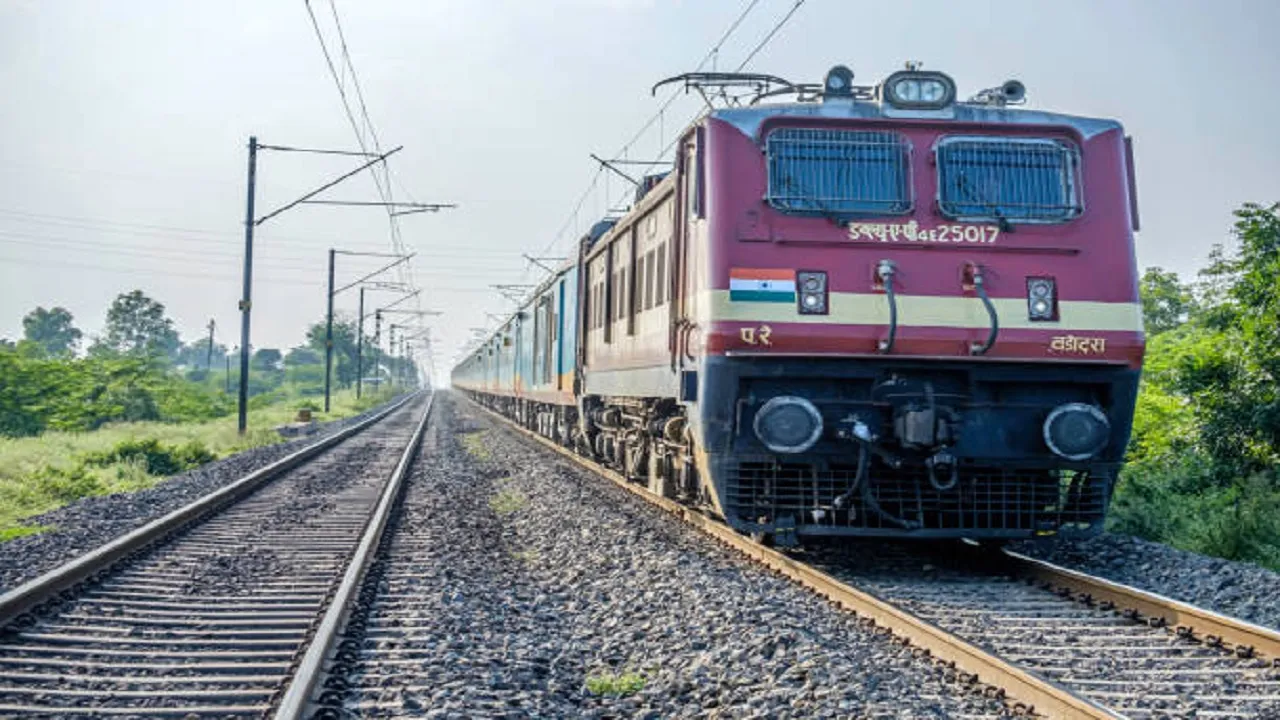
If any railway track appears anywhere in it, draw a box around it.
[815,546,1280,719]
[466,395,1280,720]
[289,402,527,718]
[0,392,433,718]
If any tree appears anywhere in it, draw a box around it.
[174,340,227,369]
[22,306,83,357]
[1228,203,1280,362]
[1109,202,1280,568]
[284,346,321,366]
[94,290,181,358]
[252,348,283,371]
[305,316,362,387]
[1138,203,1280,478]
[1139,268,1193,336]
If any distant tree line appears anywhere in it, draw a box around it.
[0,290,416,437]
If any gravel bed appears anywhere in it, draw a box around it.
[0,394,409,594]
[1013,533,1280,631]
[336,393,1008,719]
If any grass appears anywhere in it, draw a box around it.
[459,431,491,461]
[0,387,397,541]
[489,482,527,515]
[509,549,539,564]
[585,672,647,696]
[0,523,50,542]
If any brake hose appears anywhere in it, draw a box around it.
[971,269,999,355]
[877,260,898,354]
[859,442,921,530]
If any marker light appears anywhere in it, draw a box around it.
[824,65,855,98]
[883,70,956,109]
[1027,277,1057,321]
[796,270,828,315]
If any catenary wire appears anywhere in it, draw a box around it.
[531,0,764,262]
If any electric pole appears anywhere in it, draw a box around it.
[323,251,412,411]
[233,136,447,434]
[324,248,336,413]
[356,286,365,400]
[388,325,398,389]
[237,136,258,434]
[374,310,382,388]
[203,315,216,366]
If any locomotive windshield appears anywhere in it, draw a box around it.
[937,137,1082,223]
[763,127,1083,225]
[764,128,911,219]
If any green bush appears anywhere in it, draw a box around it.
[0,349,234,436]
[1111,463,1280,568]
[84,438,216,476]
[32,464,105,503]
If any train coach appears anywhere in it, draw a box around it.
[453,64,1144,546]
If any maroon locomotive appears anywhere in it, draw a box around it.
[454,65,1143,545]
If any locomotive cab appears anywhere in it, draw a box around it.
[675,65,1143,544]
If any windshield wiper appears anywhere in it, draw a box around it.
[955,173,1013,233]
[775,171,847,225]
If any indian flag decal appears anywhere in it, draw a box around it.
[729,268,796,303]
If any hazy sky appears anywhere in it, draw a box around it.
[2,0,1278,379]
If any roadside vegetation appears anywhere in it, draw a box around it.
[0,288,416,540]
[459,430,492,461]
[585,672,648,697]
[489,481,528,515]
[1115,202,1280,569]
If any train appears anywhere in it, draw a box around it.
[452,64,1144,546]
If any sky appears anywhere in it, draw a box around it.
[2,0,1278,380]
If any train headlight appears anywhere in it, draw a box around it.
[1027,277,1057,321]
[796,270,828,315]
[754,396,824,454]
[1043,403,1110,461]
[883,71,956,109]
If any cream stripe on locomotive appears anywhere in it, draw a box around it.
[701,290,1143,333]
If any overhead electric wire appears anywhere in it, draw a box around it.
[0,254,328,288]
[306,0,442,380]
[0,253,504,296]
[648,0,810,170]
[532,0,764,263]
[0,233,524,278]
[0,227,511,264]
[0,207,403,254]
[734,0,807,72]
[327,0,385,174]
[0,210,519,262]
[302,2,404,260]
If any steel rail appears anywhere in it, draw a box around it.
[272,393,435,719]
[1004,550,1280,663]
[0,392,419,630]
[463,396,1119,720]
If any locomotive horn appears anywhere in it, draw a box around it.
[1001,80,1026,103]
